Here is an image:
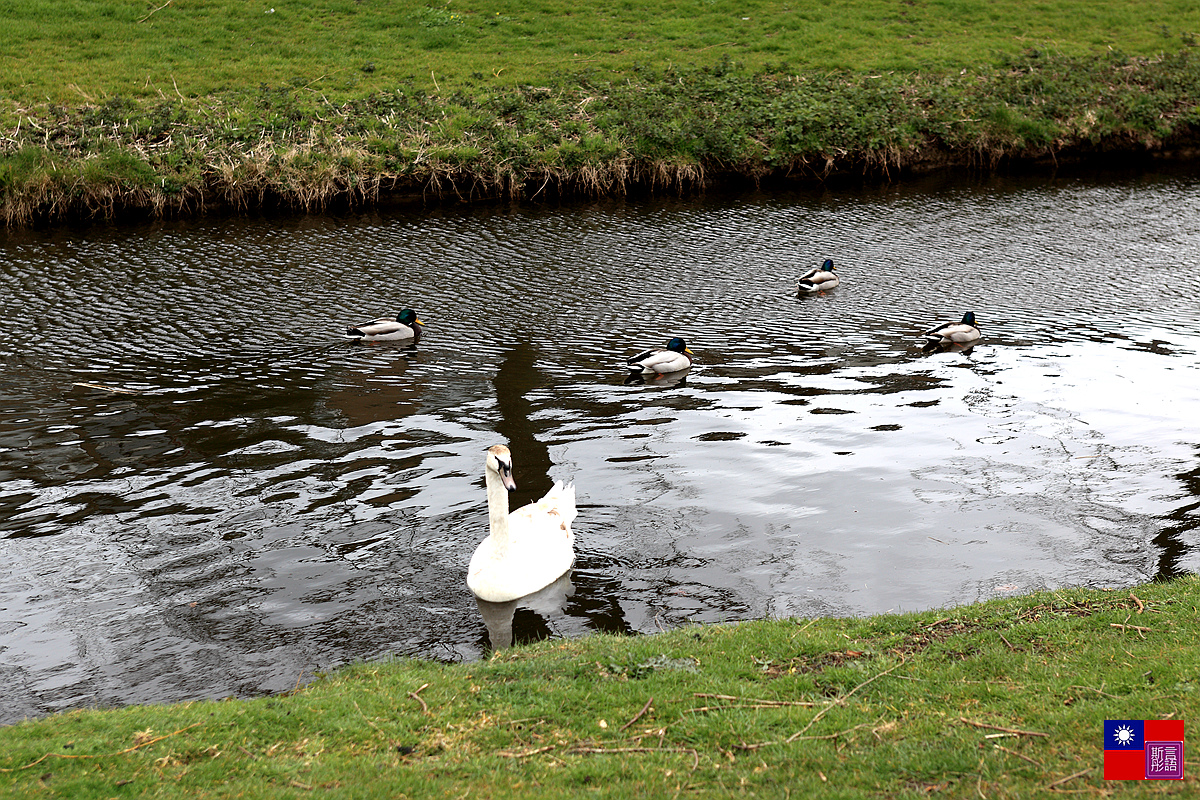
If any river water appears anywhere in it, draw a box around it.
[2,167,1199,724]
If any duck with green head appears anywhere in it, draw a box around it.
[347,309,424,342]
[796,258,839,295]
[921,311,980,352]
[626,337,694,375]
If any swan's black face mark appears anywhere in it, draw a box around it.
[496,459,516,491]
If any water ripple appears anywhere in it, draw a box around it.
[3,167,1200,722]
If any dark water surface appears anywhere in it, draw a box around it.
[3,169,1200,724]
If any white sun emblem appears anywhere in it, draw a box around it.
[1113,725,1136,746]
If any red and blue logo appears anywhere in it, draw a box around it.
[1104,720,1184,780]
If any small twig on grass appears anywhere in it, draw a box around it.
[784,658,907,742]
[300,69,348,91]
[568,746,700,772]
[736,721,872,751]
[354,701,391,741]
[689,701,820,713]
[959,718,1049,738]
[1110,620,1153,636]
[67,84,95,103]
[0,722,203,772]
[497,745,557,758]
[735,658,907,750]
[991,743,1044,767]
[409,683,431,715]
[1068,684,1118,699]
[788,722,873,742]
[1129,592,1144,613]
[138,0,173,23]
[690,693,819,712]
[621,697,654,731]
[1047,768,1092,790]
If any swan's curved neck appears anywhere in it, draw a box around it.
[485,468,511,551]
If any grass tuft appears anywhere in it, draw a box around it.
[4,2,1200,223]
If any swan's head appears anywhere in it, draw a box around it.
[486,444,517,491]
[666,337,693,355]
[822,259,835,271]
[397,309,424,327]
[961,311,977,326]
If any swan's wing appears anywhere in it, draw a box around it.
[537,481,577,528]
[507,482,576,544]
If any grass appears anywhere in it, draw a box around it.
[1,577,1197,797]
[3,2,1200,223]
[2,7,1196,795]
[4,1,1200,102]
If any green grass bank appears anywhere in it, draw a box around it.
[4,1,1200,225]
[1,578,1197,797]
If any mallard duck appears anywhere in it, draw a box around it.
[346,309,424,342]
[796,259,839,294]
[626,337,694,375]
[467,445,577,604]
[922,311,980,352]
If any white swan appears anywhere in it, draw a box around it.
[467,445,576,603]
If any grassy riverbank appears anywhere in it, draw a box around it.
[2,578,1197,797]
[4,1,1200,225]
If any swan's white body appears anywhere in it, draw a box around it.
[467,445,576,603]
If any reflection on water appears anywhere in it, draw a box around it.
[3,166,1200,723]
[476,573,576,651]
